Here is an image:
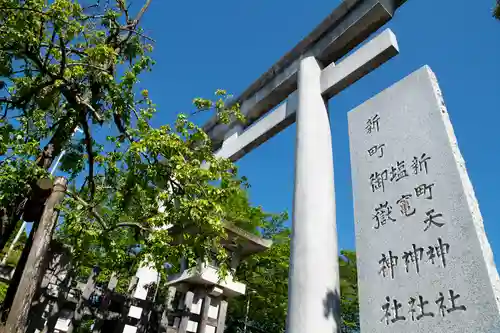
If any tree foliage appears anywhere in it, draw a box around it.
[225,219,360,333]
[495,1,500,19]
[0,0,259,288]
[0,1,359,331]
[339,250,360,333]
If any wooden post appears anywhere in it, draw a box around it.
[2,177,67,333]
[0,178,55,321]
[0,221,37,322]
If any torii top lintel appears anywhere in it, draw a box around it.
[203,0,407,158]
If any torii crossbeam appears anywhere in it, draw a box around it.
[202,1,407,332]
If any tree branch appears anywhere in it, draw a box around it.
[65,190,108,230]
[0,80,55,110]
[40,41,86,61]
[37,111,78,170]
[134,0,152,25]
[65,191,152,233]
[0,7,69,24]
[25,48,59,83]
[59,36,66,77]
[80,113,96,200]
[113,112,134,142]
[38,17,45,48]
[66,63,108,72]
[76,95,104,124]
[109,222,152,232]
[117,0,130,24]
[0,155,14,168]
[127,103,140,120]
[119,27,156,42]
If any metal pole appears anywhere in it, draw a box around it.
[1,224,25,265]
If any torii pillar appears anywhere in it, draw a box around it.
[287,56,340,333]
[201,2,407,332]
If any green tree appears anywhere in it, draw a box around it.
[225,221,360,333]
[495,1,500,19]
[0,0,267,318]
[0,220,27,267]
[226,221,290,333]
[339,250,360,333]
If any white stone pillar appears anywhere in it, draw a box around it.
[286,56,340,333]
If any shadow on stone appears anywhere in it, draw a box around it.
[323,289,341,332]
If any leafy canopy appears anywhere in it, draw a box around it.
[0,0,260,281]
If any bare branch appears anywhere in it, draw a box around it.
[117,0,130,24]
[25,48,59,82]
[134,0,152,25]
[119,27,156,42]
[127,104,140,120]
[76,95,104,123]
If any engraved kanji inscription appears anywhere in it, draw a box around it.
[447,290,467,313]
[379,251,398,279]
[435,292,447,317]
[408,297,417,321]
[396,194,416,217]
[366,114,380,134]
[368,144,385,158]
[416,295,435,320]
[381,296,406,325]
[389,161,409,182]
[423,209,445,232]
[373,201,396,230]
[370,170,388,193]
[427,238,450,268]
[415,183,435,200]
[402,244,424,274]
[412,153,431,175]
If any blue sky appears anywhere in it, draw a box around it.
[135,0,500,262]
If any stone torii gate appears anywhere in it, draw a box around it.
[202,0,407,332]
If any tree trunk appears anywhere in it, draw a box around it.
[2,177,67,333]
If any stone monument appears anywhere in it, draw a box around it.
[348,65,500,332]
